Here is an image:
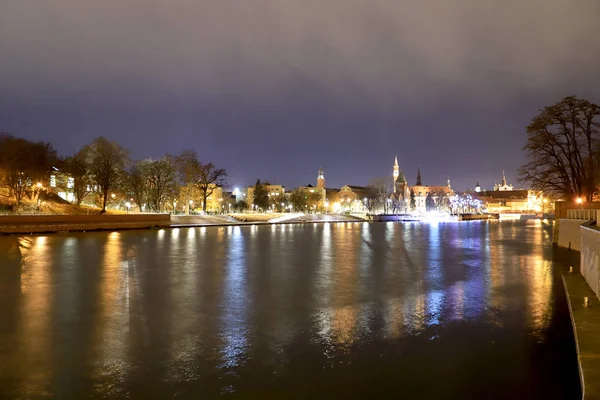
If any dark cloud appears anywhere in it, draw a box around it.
[1,0,599,189]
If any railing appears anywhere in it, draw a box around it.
[566,209,600,221]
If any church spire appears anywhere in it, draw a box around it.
[502,170,507,186]
[447,176,451,189]
[416,166,422,186]
[394,155,398,167]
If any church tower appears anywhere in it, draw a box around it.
[501,170,507,187]
[447,177,451,189]
[393,156,399,193]
[416,167,422,186]
[317,167,325,189]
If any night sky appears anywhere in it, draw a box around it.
[1,1,599,191]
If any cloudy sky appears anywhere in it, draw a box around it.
[1,0,599,190]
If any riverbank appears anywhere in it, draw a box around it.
[0,213,366,235]
[563,266,600,400]
[0,214,171,235]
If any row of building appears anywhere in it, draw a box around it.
[228,157,546,215]
[47,156,547,214]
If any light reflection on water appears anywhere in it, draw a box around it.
[0,221,579,398]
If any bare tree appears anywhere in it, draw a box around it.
[363,186,380,213]
[142,157,176,212]
[176,150,201,214]
[124,162,147,212]
[519,96,600,201]
[197,162,227,213]
[79,137,129,213]
[368,177,393,214]
[432,188,448,211]
[64,154,91,205]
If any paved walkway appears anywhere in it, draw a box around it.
[563,271,600,399]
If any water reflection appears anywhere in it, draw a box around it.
[17,236,53,396]
[0,221,577,398]
[220,226,249,370]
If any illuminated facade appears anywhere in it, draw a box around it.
[328,185,370,213]
[246,184,285,210]
[49,168,75,203]
[477,172,543,213]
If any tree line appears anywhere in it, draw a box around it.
[0,135,227,213]
[519,96,600,201]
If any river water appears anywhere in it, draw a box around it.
[0,221,580,399]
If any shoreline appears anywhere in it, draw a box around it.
[0,215,367,236]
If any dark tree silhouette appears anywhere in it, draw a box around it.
[519,96,600,201]
[78,137,128,213]
[253,179,269,211]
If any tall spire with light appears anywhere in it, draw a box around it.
[393,156,399,193]
[416,166,422,186]
[317,167,325,189]
[502,170,507,187]
[447,176,451,189]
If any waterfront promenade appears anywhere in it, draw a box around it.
[563,268,600,400]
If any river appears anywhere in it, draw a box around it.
[0,220,580,398]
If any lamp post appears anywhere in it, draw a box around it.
[125,202,130,214]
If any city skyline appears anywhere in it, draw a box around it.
[2,1,599,191]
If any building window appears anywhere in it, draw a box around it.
[50,175,56,187]
[67,177,74,189]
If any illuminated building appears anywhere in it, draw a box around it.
[476,172,537,213]
[48,167,75,202]
[246,184,285,210]
[409,167,454,213]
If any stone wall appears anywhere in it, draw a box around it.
[581,225,600,299]
[0,214,170,234]
[554,219,585,251]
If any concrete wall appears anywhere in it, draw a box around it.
[554,219,585,251]
[555,201,600,218]
[581,225,600,299]
[0,214,170,234]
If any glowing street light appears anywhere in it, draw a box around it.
[576,197,583,204]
